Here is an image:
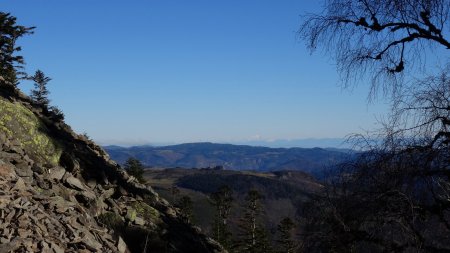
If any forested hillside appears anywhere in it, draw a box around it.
[144,168,322,250]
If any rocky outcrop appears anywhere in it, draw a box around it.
[0,84,225,253]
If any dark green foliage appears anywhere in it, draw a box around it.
[210,185,233,250]
[256,229,274,253]
[177,173,314,200]
[176,195,194,223]
[0,12,34,86]
[276,217,296,253]
[146,168,320,251]
[30,70,51,108]
[236,189,272,253]
[124,157,145,183]
[48,105,65,121]
[29,70,66,122]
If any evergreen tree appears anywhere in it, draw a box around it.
[0,12,34,87]
[30,70,51,108]
[123,157,145,183]
[256,228,273,253]
[210,185,233,249]
[176,195,194,223]
[276,217,296,253]
[236,189,271,253]
[48,105,65,121]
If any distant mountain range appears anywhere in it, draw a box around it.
[104,142,354,176]
[234,138,350,148]
[99,138,350,149]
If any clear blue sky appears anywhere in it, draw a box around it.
[4,0,388,146]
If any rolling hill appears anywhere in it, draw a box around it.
[105,142,353,176]
[144,168,323,242]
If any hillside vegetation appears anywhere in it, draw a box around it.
[144,168,322,246]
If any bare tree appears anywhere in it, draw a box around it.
[300,133,450,252]
[298,71,450,251]
[299,1,450,252]
[299,0,450,98]
[389,68,450,148]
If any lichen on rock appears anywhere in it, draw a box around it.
[131,201,161,224]
[0,86,226,253]
[0,97,62,165]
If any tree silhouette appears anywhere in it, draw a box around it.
[176,195,194,224]
[236,189,272,253]
[300,0,450,98]
[0,12,34,87]
[299,1,450,251]
[124,157,146,183]
[30,70,51,108]
[210,185,233,249]
[276,217,296,253]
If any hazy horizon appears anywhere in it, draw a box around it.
[99,137,351,149]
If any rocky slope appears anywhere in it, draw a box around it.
[0,83,225,253]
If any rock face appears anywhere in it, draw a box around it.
[0,84,225,253]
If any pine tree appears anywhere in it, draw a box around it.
[210,185,233,249]
[176,195,194,223]
[276,217,296,253]
[48,105,65,121]
[30,70,51,108]
[256,228,273,253]
[123,157,145,183]
[0,12,34,87]
[236,189,271,253]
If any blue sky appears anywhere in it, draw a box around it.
[3,0,389,146]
